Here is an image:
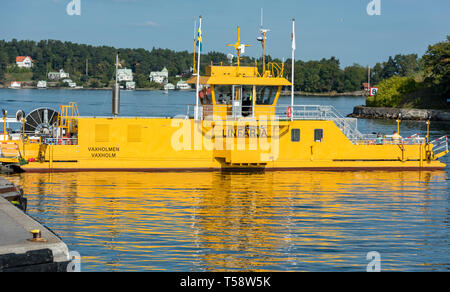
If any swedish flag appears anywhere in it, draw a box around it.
[196,27,203,52]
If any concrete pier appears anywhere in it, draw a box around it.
[0,177,71,272]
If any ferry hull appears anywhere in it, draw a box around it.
[11,117,446,172]
[19,166,446,173]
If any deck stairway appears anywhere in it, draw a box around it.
[277,105,367,142]
[430,136,449,159]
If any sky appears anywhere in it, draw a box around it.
[1,0,449,67]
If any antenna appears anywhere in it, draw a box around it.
[260,8,263,28]
[226,26,250,68]
[257,8,270,74]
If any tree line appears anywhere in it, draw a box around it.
[366,36,449,108]
[0,38,428,94]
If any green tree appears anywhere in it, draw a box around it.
[394,54,421,77]
[342,64,366,92]
[366,76,420,107]
[421,36,450,97]
[371,62,384,85]
[0,50,7,81]
[382,56,397,79]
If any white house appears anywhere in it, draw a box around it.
[164,83,175,90]
[16,56,33,68]
[149,67,169,84]
[117,68,133,82]
[176,80,191,90]
[10,81,21,88]
[37,81,47,89]
[126,81,136,90]
[48,69,69,80]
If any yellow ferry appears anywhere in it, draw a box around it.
[0,23,448,172]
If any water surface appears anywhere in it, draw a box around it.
[1,89,449,271]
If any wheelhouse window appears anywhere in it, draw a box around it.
[214,85,232,104]
[291,129,300,142]
[255,86,277,105]
[314,129,323,142]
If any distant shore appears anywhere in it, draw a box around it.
[280,90,365,97]
[349,105,450,121]
[0,86,363,96]
[0,85,196,92]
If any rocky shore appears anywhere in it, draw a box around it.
[349,105,450,121]
[281,90,365,97]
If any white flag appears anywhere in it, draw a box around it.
[291,21,296,51]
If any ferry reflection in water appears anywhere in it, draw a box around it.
[7,170,449,271]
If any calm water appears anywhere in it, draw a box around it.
[1,89,449,272]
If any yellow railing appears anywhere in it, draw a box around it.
[266,62,283,78]
[57,102,79,137]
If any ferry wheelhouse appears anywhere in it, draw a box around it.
[0,24,448,172]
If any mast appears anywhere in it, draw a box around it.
[112,52,120,117]
[261,8,265,73]
[257,8,269,75]
[195,16,202,120]
[193,20,197,74]
[227,26,250,74]
[291,18,296,111]
[237,26,241,68]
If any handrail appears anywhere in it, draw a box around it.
[0,142,20,158]
[44,138,78,145]
[185,104,365,142]
[184,104,433,146]
[351,137,426,146]
[266,62,283,78]
[431,135,448,157]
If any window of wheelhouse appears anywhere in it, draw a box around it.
[213,85,233,104]
[241,85,254,117]
[255,86,277,105]
[213,85,254,104]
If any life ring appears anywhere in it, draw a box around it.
[286,106,293,119]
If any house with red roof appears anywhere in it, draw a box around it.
[16,56,34,68]
[10,81,22,88]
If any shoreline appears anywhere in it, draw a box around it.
[280,90,365,97]
[349,105,450,122]
[1,85,362,96]
[0,86,195,92]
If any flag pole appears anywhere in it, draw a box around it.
[291,18,296,120]
[193,20,197,74]
[195,16,202,120]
